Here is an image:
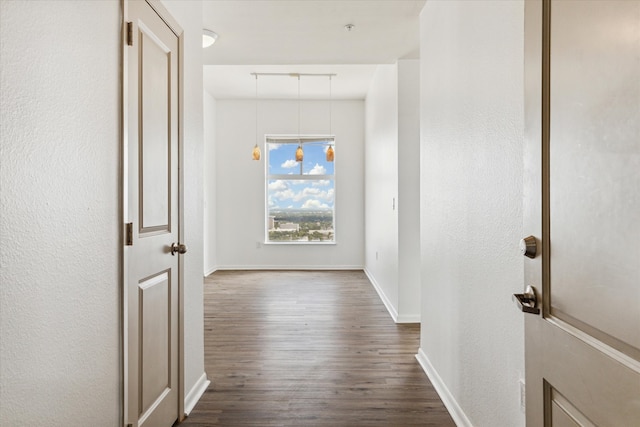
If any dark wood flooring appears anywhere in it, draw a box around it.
[180,270,455,426]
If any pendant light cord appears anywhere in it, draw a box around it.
[297,75,301,141]
[255,75,258,146]
[329,76,332,136]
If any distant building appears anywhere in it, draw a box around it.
[268,216,275,230]
[279,222,299,231]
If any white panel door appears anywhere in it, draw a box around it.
[125,1,181,426]
[522,0,640,425]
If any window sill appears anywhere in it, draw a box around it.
[263,241,336,246]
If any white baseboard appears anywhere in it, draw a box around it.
[363,268,399,322]
[204,266,217,277]
[215,265,364,270]
[184,372,210,416]
[396,313,421,323]
[416,348,474,427]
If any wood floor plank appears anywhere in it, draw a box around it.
[179,270,455,426]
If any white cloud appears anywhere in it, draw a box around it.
[312,180,330,187]
[301,199,329,209]
[308,163,326,175]
[268,143,282,151]
[318,188,334,201]
[268,180,287,191]
[302,187,321,197]
[273,189,297,201]
[281,159,298,168]
[270,181,335,206]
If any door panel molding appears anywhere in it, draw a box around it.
[545,381,596,427]
[138,269,172,414]
[548,312,640,367]
[138,22,172,234]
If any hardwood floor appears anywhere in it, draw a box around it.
[180,270,455,426]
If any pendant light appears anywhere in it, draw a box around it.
[295,75,303,162]
[326,146,334,162]
[252,74,261,160]
[326,75,335,162]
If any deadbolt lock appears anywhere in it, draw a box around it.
[519,235,537,258]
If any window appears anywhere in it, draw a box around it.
[266,135,335,243]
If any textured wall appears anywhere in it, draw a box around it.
[0,1,121,425]
[214,99,365,269]
[418,1,526,426]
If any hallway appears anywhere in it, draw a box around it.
[181,270,454,426]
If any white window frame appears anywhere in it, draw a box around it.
[265,135,336,245]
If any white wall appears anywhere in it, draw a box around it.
[397,59,421,322]
[0,1,120,424]
[364,62,421,323]
[364,65,400,316]
[203,91,217,275]
[417,1,525,426]
[161,0,208,411]
[214,99,364,269]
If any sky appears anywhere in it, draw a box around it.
[267,142,335,211]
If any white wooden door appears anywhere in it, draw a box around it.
[522,0,640,425]
[125,1,181,426]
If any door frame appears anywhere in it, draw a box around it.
[120,0,186,423]
[523,0,544,423]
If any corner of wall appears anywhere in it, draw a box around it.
[184,373,210,416]
[415,349,474,427]
[364,267,398,322]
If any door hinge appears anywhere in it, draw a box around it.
[125,222,133,246]
[126,22,133,46]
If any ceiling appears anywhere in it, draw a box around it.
[202,1,426,100]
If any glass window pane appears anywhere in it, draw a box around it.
[301,144,334,175]
[267,179,334,242]
[267,139,334,175]
[268,143,300,175]
[266,136,335,244]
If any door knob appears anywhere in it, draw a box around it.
[513,285,540,315]
[170,242,188,256]
[519,235,537,258]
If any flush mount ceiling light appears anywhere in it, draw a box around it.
[344,24,355,32]
[202,29,218,48]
